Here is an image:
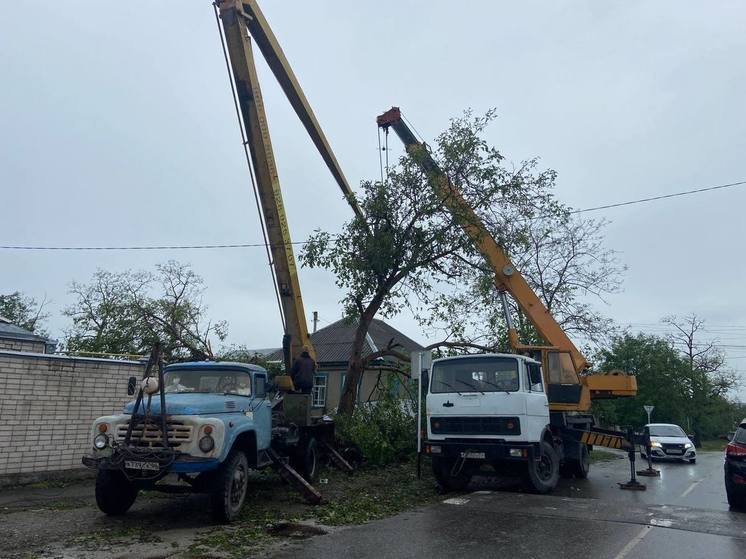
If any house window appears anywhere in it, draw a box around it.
[312,374,328,408]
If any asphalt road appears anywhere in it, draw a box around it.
[271,451,746,559]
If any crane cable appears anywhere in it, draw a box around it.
[212,3,286,332]
[377,127,385,184]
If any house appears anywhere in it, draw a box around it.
[0,316,53,353]
[265,318,424,411]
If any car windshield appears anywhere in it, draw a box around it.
[648,425,686,437]
[163,368,252,396]
[431,357,520,393]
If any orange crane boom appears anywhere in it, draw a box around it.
[377,107,636,411]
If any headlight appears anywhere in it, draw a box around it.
[94,434,109,449]
[650,441,662,448]
[684,443,693,449]
[199,435,215,453]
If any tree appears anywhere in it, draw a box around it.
[426,212,624,354]
[302,110,565,414]
[595,327,740,440]
[0,291,49,335]
[64,261,227,361]
[662,314,739,438]
[593,333,691,429]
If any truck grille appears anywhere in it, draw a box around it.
[116,420,193,448]
[431,416,521,436]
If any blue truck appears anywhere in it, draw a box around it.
[83,359,343,522]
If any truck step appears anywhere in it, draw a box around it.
[266,448,322,505]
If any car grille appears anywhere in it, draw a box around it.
[116,420,193,448]
[661,443,686,455]
[431,416,520,436]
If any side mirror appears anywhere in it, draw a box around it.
[421,370,429,392]
[127,376,137,396]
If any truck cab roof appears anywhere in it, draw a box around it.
[432,353,541,367]
[164,361,267,374]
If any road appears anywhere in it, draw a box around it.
[271,451,746,559]
[0,451,742,558]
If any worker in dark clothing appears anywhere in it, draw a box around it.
[290,346,316,394]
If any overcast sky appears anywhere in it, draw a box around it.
[2,1,745,398]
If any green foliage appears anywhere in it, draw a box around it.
[334,376,417,466]
[217,344,283,377]
[0,291,48,335]
[593,332,741,439]
[64,261,227,361]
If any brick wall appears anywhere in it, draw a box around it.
[0,339,46,353]
[0,350,144,482]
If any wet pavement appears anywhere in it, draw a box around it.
[271,451,746,559]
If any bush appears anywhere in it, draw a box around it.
[335,376,417,466]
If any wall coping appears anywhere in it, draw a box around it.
[0,349,144,366]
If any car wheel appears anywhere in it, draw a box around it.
[95,469,138,516]
[689,458,696,464]
[210,450,249,523]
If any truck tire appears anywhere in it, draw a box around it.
[210,450,249,523]
[525,441,559,494]
[431,456,471,492]
[95,469,138,516]
[563,444,590,479]
[291,437,319,483]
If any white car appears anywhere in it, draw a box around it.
[640,423,696,464]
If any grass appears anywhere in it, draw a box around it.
[186,459,439,559]
[699,439,728,452]
[589,449,623,463]
[68,526,162,550]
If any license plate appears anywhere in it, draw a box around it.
[461,451,486,459]
[666,449,683,455]
[124,460,160,472]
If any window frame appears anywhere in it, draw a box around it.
[312,373,329,408]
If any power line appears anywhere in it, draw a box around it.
[2,179,745,252]
[570,180,746,215]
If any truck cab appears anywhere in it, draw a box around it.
[423,353,565,493]
[83,361,331,522]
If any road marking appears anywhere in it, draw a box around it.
[612,526,652,559]
[680,478,704,498]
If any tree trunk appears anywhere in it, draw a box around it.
[338,311,377,416]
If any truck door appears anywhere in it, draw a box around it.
[525,362,550,438]
[253,374,272,450]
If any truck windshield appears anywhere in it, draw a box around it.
[648,425,686,437]
[431,357,520,394]
[163,369,252,396]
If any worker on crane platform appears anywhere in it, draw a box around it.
[290,346,316,394]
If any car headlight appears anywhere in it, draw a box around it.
[94,434,109,450]
[199,435,215,453]
[684,443,693,449]
[650,441,662,448]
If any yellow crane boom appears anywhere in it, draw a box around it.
[376,107,636,411]
[215,0,359,369]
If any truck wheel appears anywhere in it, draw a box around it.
[525,441,559,494]
[431,456,471,492]
[210,450,249,523]
[95,469,138,516]
[292,437,319,483]
[564,444,590,479]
